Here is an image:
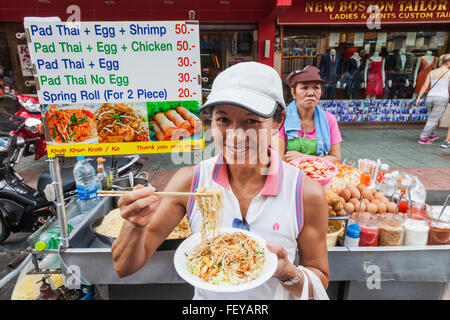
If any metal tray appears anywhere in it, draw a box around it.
[90,215,186,251]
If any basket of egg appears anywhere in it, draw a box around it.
[338,183,397,220]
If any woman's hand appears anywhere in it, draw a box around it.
[285,151,308,163]
[117,185,161,228]
[266,242,299,282]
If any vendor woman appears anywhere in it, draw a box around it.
[273,66,342,163]
[112,62,329,299]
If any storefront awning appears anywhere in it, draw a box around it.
[0,0,284,23]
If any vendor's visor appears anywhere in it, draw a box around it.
[286,66,324,88]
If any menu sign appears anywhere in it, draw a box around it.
[24,21,203,157]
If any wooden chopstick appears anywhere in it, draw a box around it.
[97,190,210,197]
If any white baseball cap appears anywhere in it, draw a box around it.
[200,62,286,118]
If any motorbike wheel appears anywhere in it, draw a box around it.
[0,216,11,243]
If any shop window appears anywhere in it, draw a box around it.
[0,33,17,95]
[281,30,449,101]
[200,31,257,99]
[281,29,449,123]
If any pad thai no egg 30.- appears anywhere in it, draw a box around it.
[95,103,150,143]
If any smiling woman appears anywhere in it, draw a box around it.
[112,62,330,300]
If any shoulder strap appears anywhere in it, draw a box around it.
[429,70,450,92]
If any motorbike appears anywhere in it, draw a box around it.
[10,94,47,160]
[0,95,144,243]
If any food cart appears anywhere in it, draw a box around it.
[10,18,450,300]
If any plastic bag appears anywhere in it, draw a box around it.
[273,266,329,300]
[388,171,427,204]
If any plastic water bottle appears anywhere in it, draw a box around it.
[35,224,74,251]
[73,156,99,212]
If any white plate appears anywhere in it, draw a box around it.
[174,227,278,293]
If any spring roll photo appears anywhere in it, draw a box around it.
[154,112,178,138]
[150,120,167,141]
[176,106,202,133]
[165,109,192,131]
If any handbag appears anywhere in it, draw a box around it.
[273,266,329,300]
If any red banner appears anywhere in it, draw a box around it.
[278,0,450,25]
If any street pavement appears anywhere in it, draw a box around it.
[0,127,449,299]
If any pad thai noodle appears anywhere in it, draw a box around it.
[187,187,266,285]
[186,231,266,285]
[46,105,97,143]
[195,187,223,242]
[95,103,149,143]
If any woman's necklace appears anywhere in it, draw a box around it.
[301,120,315,133]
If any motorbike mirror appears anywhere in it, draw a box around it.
[24,118,42,133]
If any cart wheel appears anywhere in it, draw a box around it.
[0,215,11,243]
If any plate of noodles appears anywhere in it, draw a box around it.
[174,227,278,293]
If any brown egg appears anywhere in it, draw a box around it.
[381,197,391,205]
[371,199,381,205]
[377,202,387,214]
[362,199,370,206]
[348,186,361,199]
[359,202,366,213]
[367,203,378,214]
[349,198,359,206]
[361,189,374,201]
[371,189,377,195]
[387,202,396,213]
[339,188,351,202]
[344,202,355,214]
[374,192,385,200]
[357,183,366,193]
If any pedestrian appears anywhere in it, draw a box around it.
[441,127,450,148]
[416,53,450,144]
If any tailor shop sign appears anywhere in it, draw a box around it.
[278,0,450,24]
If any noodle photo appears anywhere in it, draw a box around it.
[95,103,150,143]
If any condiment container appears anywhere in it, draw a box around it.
[357,212,379,247]
[427,208,450,245]
[344,224,361,247]
[403,214,429,246]
[378,213,406,246]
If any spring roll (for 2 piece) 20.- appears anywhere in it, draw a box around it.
[150,120,167,141]
[176,106,202,134]
[165,109,192,131]
[154,112,177,138]
[154,112,190,140]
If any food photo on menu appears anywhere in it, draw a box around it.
[94,102,150,143]
[147,100,203,141]
[44,104,98,144]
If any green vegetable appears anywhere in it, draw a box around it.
[55,127,66,142]
[77,116,88,124]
